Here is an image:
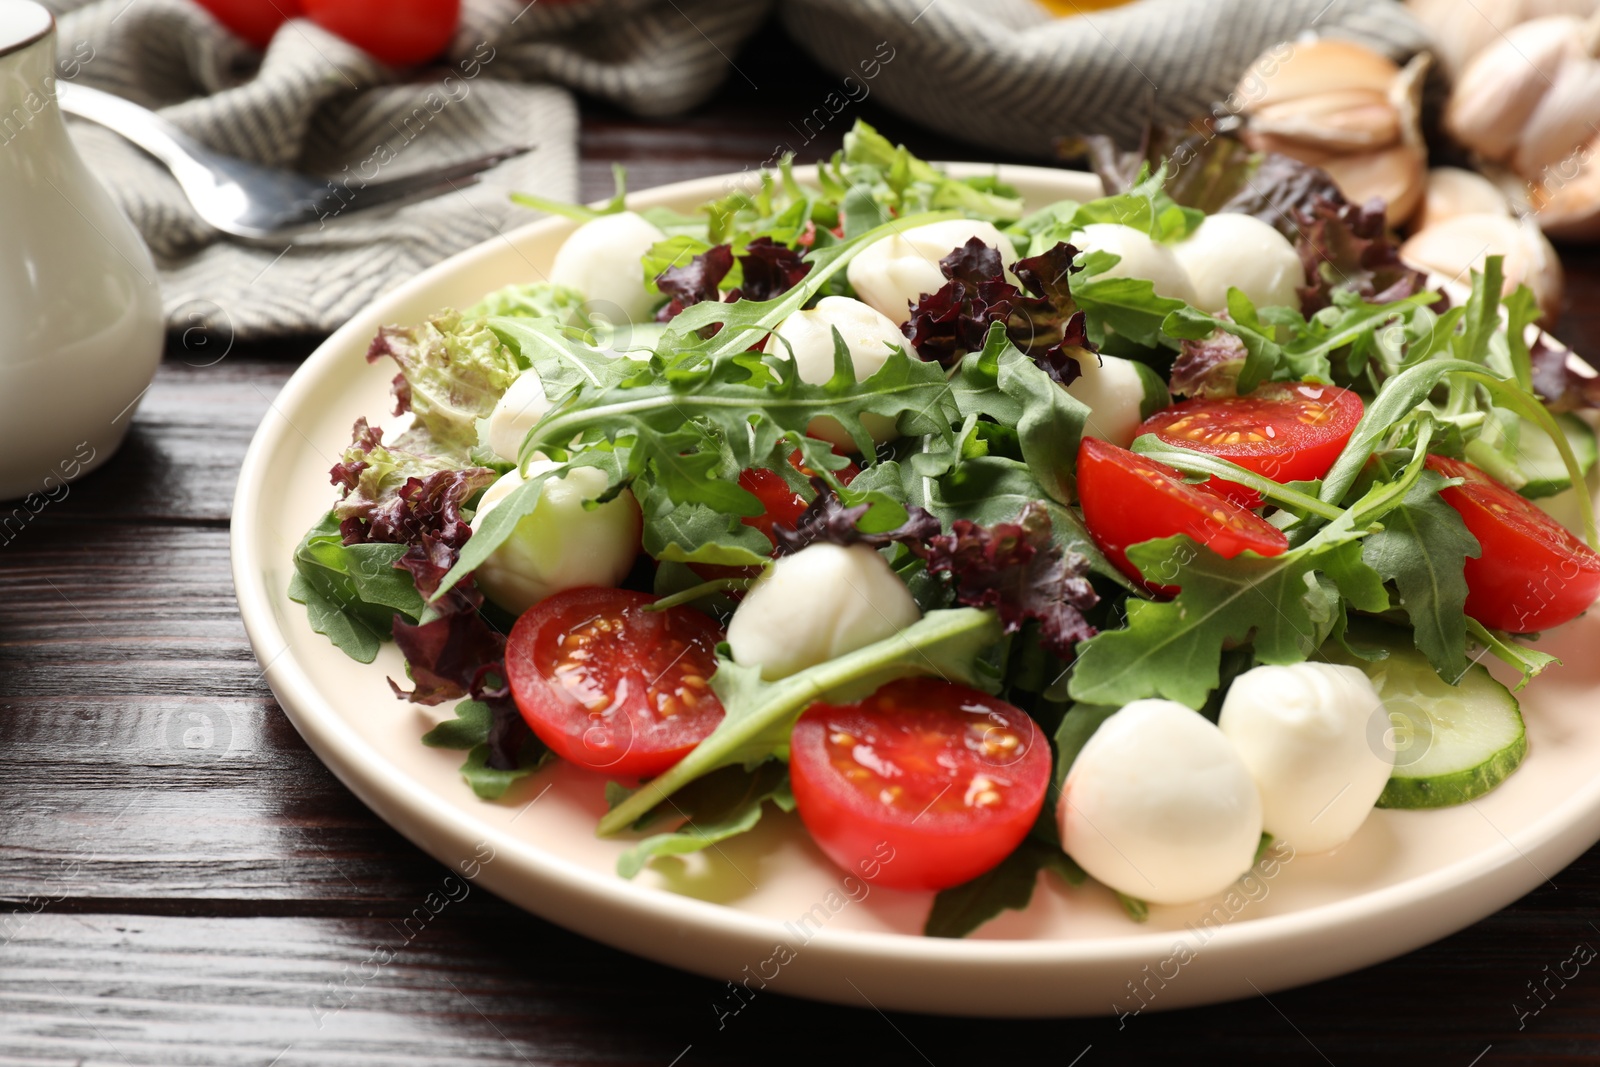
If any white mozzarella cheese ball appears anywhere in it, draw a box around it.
[772,296,905,451]
[726,543,920,680]
[548,211,666,325]
[1172,213,1306,312]
[1065,354,1150,448]
[469,461,641,615]
[1069,223,1199,305]
[1059,699,1264,906]
[845,219,1020,325]
[485,371,552,463]
[1218,663,1393,854]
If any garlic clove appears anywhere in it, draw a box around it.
[1406,0,1597,78]
[1415,167,1512,231]
[1400,212,1565,321]
[1446,16,1582,162]
[1512,50,1600,180]
[1248,88,1401,151]
[1241,39,1401,111]
[1237,127,1341,165]
[1319,143,1428,225]
[1531,133,1600,240]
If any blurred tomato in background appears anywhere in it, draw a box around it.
[301,0,461,66]
[194,0,461,65]
[195,0,299,48]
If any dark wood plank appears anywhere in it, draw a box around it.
[4,897,1600,1066]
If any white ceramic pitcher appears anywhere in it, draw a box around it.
[0,0,161,503]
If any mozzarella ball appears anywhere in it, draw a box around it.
[1070,223,1199,305]
[846,219,1020,325]
[1065,354,1149,448]
[1218,663,1393,854]
[485,371,552,463]
[1059,699,1263,906]
[548,211,666,325]
[1172,214,1306,312]
[772,296,904,450]
[469,461,642,615]
[727,543,920,680]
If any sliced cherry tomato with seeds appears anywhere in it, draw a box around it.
[1077,437,1290,594]
[1426,454,1600,632]
[788,678,1051,892]
[1138,382,1363,508]
[505,587,725,778]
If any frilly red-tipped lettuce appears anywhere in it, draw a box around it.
[903,238,1092,385]
[366,310,521,457]
[773,478,940,556]
[915,500,1099,659]
[1294,197,1430,317]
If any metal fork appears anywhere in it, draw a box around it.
[56,82,531,242]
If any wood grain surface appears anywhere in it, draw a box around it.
[6,21,1600,1067]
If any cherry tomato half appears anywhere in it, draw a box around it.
[1077,437,1290,594]
[301,0,460,66]
[788,678,1051,891]
[738,449,862,546]
[195,0,299,47]
[1426,455,1600,632]
[1138,382,1363,508]
[505,587,725,778]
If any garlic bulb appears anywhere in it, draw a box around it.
[1446,13,1600,182]
[1400,213,1564,321]
[1239,40,1428,225]
[1407,0,1600,79]
[1415,167,1512,231]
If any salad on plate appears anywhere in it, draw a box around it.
[289,120,1600,937]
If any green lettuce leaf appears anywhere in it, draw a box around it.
[421,698,551,800]
[466,282,587,323]
[287,512,425,663]
[368,310,522,457]
[924,838,1086,938]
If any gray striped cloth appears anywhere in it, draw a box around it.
[41,0,1428,339]
[782,0,1430,157]
[41,0,771,337]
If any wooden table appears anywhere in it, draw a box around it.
[6,22,1600,1066]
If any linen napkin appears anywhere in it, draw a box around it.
[40,0,770,337]
[781,0,1431,158]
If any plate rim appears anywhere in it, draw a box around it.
[230,162,1600,1010]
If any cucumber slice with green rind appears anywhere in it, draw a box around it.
[1515,413,1597,499]
[1326,631,1528,809]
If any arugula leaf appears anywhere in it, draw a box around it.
[923,837,1086,938]
[1070,250,1189,348]
[637,480,773,567]
[921,455,1133,592]
[598,608,1004,834]
[946,326,1089,504]
[1466,618,1561,689]
[1067,516,1385,709]
[615,762,794,878]
[1360,466,1480,677]
[422,698,550,800]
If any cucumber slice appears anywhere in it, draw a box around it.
[1514,413,1597,499]
[1326,634,1527,809]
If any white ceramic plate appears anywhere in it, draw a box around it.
[232,164,1600,1017]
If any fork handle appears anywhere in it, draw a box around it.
[56,83,217,188]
